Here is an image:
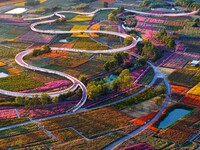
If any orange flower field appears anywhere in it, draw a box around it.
[181,94,200,107]
[171,84,188,94]
[131,111,158,126]
[99,0,116,4]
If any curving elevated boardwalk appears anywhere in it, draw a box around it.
[0,7,192,111]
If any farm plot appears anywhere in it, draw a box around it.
[0,24,29,41]
[73,37,107,50]
[70,25,89,37]
[0,61,6,67]
[40,107,133,137]
[179,27,200,38]
[0,118,29,128]
[0,45,21,58]
[158,110,200,145]
[0,123,39,139]
[50,55,89,68]
[181,94,200,107]
[92,10,111,21]
[187,82,200,96]
[160,52,200,69]
[18,101,78,119]
[18,31,55,44]
[138,68,154,85]
[1,41,31,49]
[67,15,93,22]
[0,109,17,120]
[116,129,170,150]
[52,131,125,150]
[168,69,198,88]
[171,85,189,95]
[0,130,50,149]
[158,67,175,77]
[52,128,82,142]
[0,75,44,91]
[182,39,200,53]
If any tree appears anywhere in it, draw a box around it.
[15,96,24,105]
[52,96,59,104]
[103,2,108,8]
[79,75,87,85]
[118,69,133,87]
[24,96,31,108]
[40,93,50,105]
[123,36,133,46]
[117,6,125,13]
[112,79,120,91]
[108,13,118,21]
[42,45,51,53]
[32,95,39,106]
[103,60,117,71]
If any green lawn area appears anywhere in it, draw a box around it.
[73,38,108,50]
[0,25,29,41]
[92,10,111,21]
[0,75,44,91]
[139,68,154,85]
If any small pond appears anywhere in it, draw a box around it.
[104,74,118,84]
[0,72,9,78]
[158,108,191,129]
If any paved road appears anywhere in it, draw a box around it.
[103,61,171,150]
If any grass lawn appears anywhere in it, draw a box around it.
[73,37,108,50]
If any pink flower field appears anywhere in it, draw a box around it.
[160,52,200,69]
[22,80,72,93]
[18,101,78,119]
[0,109,17,120]
[18,31,54,43]
[0,17,30,27]
[176,40,185,51]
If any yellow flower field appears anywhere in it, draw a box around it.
[8,68,20,75]
[14,0,46,6]
[67,15,93,22]
[187,82,200,96]
[89,24,100,37]
[70,25,89,37]
[70,25,100,37]
[0,61,6,67]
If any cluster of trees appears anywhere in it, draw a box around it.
[112,69,133,91]
[14,89,79,107]
[108,7,125,21]
[154,29,176,48]
[176,0,200,10]
[103,52,129,71]
[32,45,51,57]
[87,80,110,100]
[113,85,166,110]
[139,0,168,8]
[123,36,133,46]
[138,40,162,62]
[122,16,137,28]
[55,17,66,23]
[87,69,133,100]
[103,2,108,8]
[15,93,58,108]
[25,0,40,6]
